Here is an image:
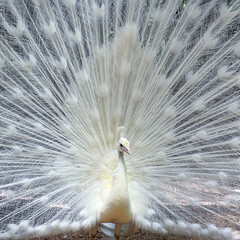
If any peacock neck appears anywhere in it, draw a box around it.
[118,151,126,168]
[115,151,128,187]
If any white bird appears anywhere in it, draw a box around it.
[99,138,132,240]
[0,0,240,240]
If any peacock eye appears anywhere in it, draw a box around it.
[120,143,123,147]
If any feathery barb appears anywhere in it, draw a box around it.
[0,0,240,239]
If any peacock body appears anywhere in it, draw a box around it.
[0,0,240,239]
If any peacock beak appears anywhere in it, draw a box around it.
[124,147,131,155]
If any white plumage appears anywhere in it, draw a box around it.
[0,0,240,239]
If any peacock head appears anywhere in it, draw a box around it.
[118,138,131,155]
